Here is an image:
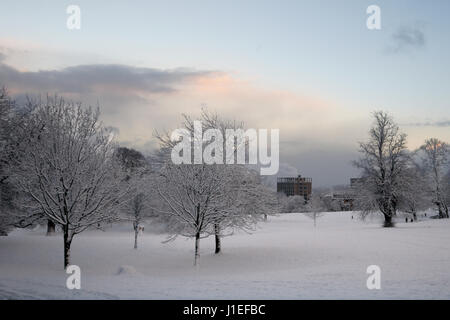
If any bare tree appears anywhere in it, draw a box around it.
[0,86,11,159]
[353,111,410,227]
[419,138,449,218]
[397,164,429,221]
[116,147,153,249]
[1,89,60,234]
[303,194,326,227]
[444,170,450,211]
[0,87,29,235]
[154,109,273,264]
[212,166,277,253]
[0,86,14,235]
[155,161,231,265]
[199,110,277,253]
[8,97,130,269]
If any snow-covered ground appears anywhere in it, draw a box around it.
[1,212,450,299]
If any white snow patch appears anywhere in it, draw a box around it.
[1,211,450,299]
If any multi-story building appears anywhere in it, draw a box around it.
[277,175,312,198]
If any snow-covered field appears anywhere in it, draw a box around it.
[1,212,450,299]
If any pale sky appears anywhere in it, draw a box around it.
[1,0,449,186]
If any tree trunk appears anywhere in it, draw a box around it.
[383,214,394,228]
[438,203,449,219]
[438,202,445,219]
[46,219,55,236]
[194,203,201,266]
[134,227,139,249]
[214,224,221,254]
[264,214,267,221]
[63,225,72,269]
[194,232,200,266]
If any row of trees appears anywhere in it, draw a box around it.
[274,111,449,228]
[353,111,449,227]
[0,88,278,268]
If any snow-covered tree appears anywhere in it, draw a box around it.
[0,86,14,235]
[444,170,450,210]
[154,109,275,264]
[0,86,11,161]
[303,193,326,227]
[397,164,430,221]
[353,111,410,227]
[0,86,30,235]
[419,138,449,218]
[8,97,130,268]
[116,147,153,249]
[1,90,58,235]
[199,110,277,252]
[212,165,277,253]
[155,160,230,265]
[281,195,307,213]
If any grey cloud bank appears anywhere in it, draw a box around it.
[0,59,366,187]
[0,61,215,94]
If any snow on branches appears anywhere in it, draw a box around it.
[8,97,131,268]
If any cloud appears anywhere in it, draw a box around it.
[387,24,426,54]
[0,61,216,95]
[0,58,363,187]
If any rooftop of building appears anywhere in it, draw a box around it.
[277,175,312,183]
